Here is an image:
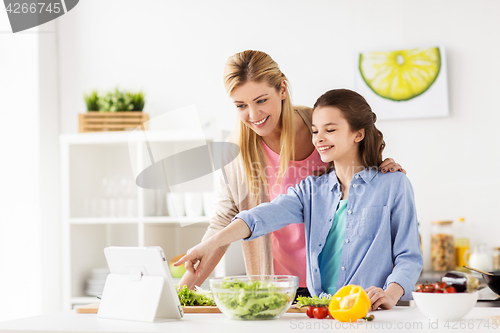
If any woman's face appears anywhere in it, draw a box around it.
[311,106,363,164]
[230,80,287,138]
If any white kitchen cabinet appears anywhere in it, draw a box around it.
[60,131,245,309]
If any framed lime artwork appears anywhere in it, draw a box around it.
[355,46,449,120]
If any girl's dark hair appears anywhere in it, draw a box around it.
[313,89,385,168]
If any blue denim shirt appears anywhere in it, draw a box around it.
[234,168,423,300]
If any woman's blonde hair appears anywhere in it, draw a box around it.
[224,50,295,201]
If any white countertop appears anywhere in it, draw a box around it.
[1,307,500,333]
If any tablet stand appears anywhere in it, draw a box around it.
[98,266,183,322]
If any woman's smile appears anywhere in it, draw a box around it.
[230,81,285,138]
[251,115,270,127]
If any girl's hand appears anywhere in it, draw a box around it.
[174,218,252,278]
[174,241,216,277]
[365,286,399,310]
[379,158,406,175]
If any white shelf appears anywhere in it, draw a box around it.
[60,130,211,145]
[70,217,140,224]
[60,131,245,309]
[143,216,210,224]
[69,217,210,225]
[71,297,99,305]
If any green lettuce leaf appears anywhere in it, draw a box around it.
[295,295,331,308]
[214,279,292,319]
[176,285,216,306]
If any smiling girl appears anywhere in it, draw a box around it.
[175,89,423,310]
[179,51,405,300]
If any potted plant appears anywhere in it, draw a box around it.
[79,88,149,133]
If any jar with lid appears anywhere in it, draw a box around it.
[431,220,455,271]
[493,247,500,271]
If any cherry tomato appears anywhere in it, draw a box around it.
[423,285,435,292]
[313,306,329,319]
[435,289,444,293]
[435,282,447,289]
[306,306,315,318]
[445,286,457,293]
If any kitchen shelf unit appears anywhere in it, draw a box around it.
[60,131,245,309]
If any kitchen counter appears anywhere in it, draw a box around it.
[1,306,500,333]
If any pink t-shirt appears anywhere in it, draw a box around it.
[262,141,329,287]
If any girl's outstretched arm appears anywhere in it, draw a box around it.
[176,177,313,277]
[174,218,251,277]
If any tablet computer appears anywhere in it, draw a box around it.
[98,246,183,322]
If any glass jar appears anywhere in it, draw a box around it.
[431,220,455,271]
[492,247,500,271]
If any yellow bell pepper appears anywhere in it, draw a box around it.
[328,285,371,322]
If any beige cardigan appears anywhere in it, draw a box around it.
[201,107,313,276]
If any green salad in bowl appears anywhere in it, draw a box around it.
[210,275,298,320]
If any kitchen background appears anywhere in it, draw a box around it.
[1,0,499,322]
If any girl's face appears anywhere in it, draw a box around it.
[230,81,287,138]
[311,106,364,164]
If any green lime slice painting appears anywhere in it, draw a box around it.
[355,46,449,120]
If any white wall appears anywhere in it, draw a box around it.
[0,15,42,321]
[0,12,60,321]
[39,20,61,318]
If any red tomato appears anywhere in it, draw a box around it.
[423,285,435,292]
[435,289,444,293]
[434,282,447,289]
[313,306,329,319]
[306,306,315,318]
[445,286,457,293]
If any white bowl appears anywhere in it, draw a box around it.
[412,291,478,321]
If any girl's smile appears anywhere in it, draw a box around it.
[311,106,364,165]
[316,145,334,154]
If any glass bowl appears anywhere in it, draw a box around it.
[210,275,298,320]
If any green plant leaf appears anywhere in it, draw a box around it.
[83,90,99,111]
[87,88,145,112]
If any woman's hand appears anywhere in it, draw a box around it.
[174,240,217,277]
[379,158,406,175]
[366,283,404,310]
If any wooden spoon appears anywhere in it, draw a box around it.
[463,265,493,276]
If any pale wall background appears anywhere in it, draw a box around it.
[1,0,500,321]
[0,15,59,321]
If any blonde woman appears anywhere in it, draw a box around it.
[178,50,403,298]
